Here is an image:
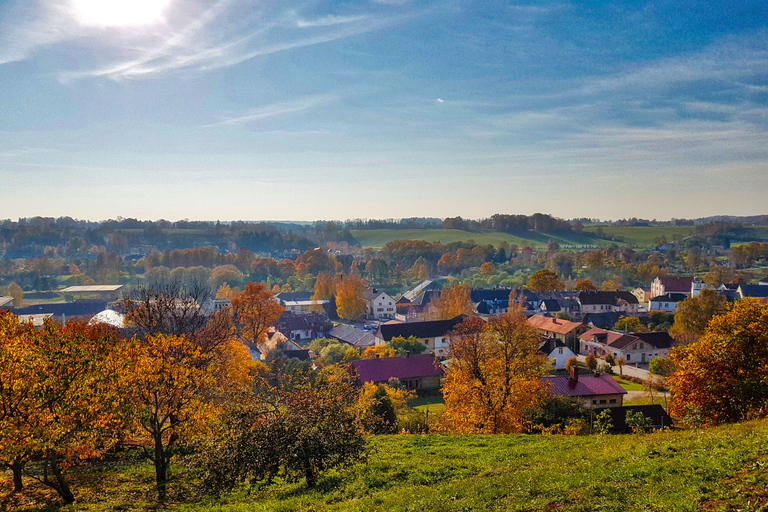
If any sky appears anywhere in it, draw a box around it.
[1,0,767,222]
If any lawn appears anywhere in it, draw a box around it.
[3,420,768,511]
[409,394,446,415]
[612,376,646,392]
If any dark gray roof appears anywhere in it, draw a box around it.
[576,291,639,306]
[470,288,513,302]
[634,331,674,349]
[328,324,377,347]
[650,292,688,303]
[274,292,314,302]
[541,299,561,312]
[739,285,768,298]
[12,300,108,319]
[375,315,466,342]
[583,312,623,329]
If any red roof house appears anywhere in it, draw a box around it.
[349,354,444,391]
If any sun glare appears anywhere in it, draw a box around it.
[71,0,173,27]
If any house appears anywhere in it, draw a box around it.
[538,337,577,370]
[405,290,441,318]
[526,315,586,353]
[579,328,673,364]
[649,292,688,312]
[349,354,444,390]
[365,288,396,320]
[256,330,310,361]
[541,369,627,408]
[280,299,330,314]
[374,315,466,357]
[395,296,412,315]
[582,311,623,330]
[759,276,768,286]
[475,299,509,315]
[691,277,715,297]
[0,296,13,310]
[275,312,331,341]
[631,288,652,304]
[650,276,693,299]
[328,323,378,350]
[575,291,640,316]
[595,404,673,432]
[737,284,768,300]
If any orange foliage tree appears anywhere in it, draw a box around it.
[0,313,128,503]
[526,269,565,292]
[668,299,768,426]
[427,283,474,320]
[335,274,367,320]
[441,312,549,433]
[231,282,285,343]
[574,278,597,291]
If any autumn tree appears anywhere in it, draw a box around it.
[231,282,285,343]
[8,282,23,307]
[427,283,474,320]
[387,335,427,356]
[585,354,598,370]
[615,357,626,376]
[668,299,768,426]
[669,289,727,344]
[194,368,367,492]
[526,269,565,292]
[442,312,549,434]
[362,345,397,359]
[574,278,597,291]
[335,274,367,320]
[0,314,128,503]
[123,333,217,492]
[613,316,645,333]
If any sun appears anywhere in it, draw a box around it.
[71,0,173,27]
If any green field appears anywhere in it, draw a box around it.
[4,420,768,511]
[581,226,697,247]
[350,229,618,250]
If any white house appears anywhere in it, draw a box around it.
[365,288,396,320]
[649,292,687,312]
[579,328,673,365]
[539,337,577,370]
[651,276,693,299]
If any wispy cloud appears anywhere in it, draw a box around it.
[204,96,337,127]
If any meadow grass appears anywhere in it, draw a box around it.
[3,419,768,511]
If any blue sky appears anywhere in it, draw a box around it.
[1,0,767,221]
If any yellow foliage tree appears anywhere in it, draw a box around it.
[441,312,549,434]
[362,345,397,359]
[123,333,218,491]
[335,274,367,320]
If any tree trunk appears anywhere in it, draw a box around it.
[154,432,168,487]
[46,451,75,504]
[11,457,24,492]
[304,463,317,488]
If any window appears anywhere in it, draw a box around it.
[558,347,563,354]
[599,399,606,404]
[592,400,597,405]
[609,399,616,404]
[632,343,637,350]
[627,354,631,361]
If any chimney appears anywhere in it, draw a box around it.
[569,365,578,384]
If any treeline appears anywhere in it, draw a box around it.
[0,218,314,259]
[442,213,578,233]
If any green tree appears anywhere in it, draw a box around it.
[669,289,727,344]
[593,408,613,434]
[648,357,675,376]
[386,335,427,356]
[625,410,653,433]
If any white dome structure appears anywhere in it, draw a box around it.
[89,309,125,328]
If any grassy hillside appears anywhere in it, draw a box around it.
[350,229,617,250]
[3,420,768,511]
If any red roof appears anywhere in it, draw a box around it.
[527,315,583,335]
[658,276,693,294]
[349,354,444,383]
[541,375,627,398]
